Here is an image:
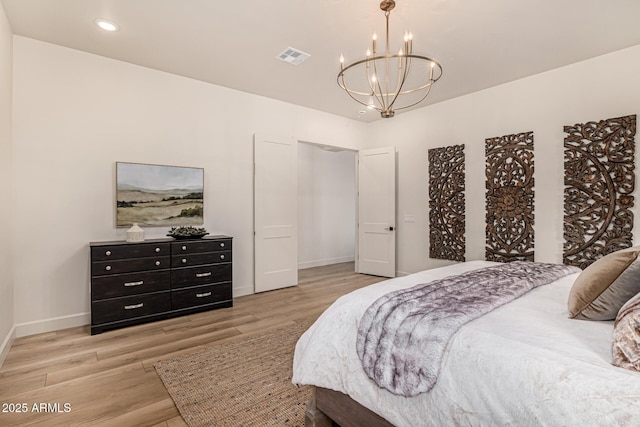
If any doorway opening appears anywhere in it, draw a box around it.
[297,142,356,276]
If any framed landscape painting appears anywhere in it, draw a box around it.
[116,162,204,227]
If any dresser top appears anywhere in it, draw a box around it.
[90,235,233,247]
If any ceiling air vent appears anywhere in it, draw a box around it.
[276,47,311,65]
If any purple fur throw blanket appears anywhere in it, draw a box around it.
[356,261,580,397]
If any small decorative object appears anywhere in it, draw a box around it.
[126,223,145,242]
[167,226,209,240]
[485,131,535,262]
[428,144,466,261]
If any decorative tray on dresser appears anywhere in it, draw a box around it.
[90,235,233,335]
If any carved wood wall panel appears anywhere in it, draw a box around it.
[563,114,636,268]
[428,144,465,261]
[485,132,535,262]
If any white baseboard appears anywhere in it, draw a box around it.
[0,325,16,368]
[15,312,90,338]
[298,256,355,270]
[233,284,254,297]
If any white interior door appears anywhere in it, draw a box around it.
[254,134,298,293]
[357,146,396,277]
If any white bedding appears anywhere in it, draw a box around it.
[292,261,640,426]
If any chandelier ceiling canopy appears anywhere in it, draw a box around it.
[337,0,443,118]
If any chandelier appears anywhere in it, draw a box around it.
[337,0,443,118]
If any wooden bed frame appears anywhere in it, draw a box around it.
[305,386,395,427]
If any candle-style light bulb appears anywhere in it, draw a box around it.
[372,33,377,54]
[340,54,344,70]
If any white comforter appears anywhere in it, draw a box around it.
[292,261,640,426]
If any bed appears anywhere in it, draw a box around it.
[292,260,640,426]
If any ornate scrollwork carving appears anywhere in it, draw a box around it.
[428,144,465,261]
[563,115,636,268]
[485,132,535,262]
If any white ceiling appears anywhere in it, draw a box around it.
[3,0,640,122]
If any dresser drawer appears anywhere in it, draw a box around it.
[91,242,170,261]
[171,250,231,268]
[171,283,232,311]
[171,239,231,255]
[91,291,170,324]
[171,263,232,289]
[92,256,170,276]
[92,270,170,300]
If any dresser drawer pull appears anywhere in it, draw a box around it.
[196,272,212,278]
[124,303,144,310]
[105,266,112,271]
[220,243,225,248]
[181,245,187,251]
[155,261,161,266]
[220,254,225,260]
[196,292,212,298]
[124,280,144,287]
[182,258,187,264]
[155,247,161,253]
[105,250,112,256]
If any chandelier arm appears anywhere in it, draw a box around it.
[387,54,412,109]
[337,71,372,96]
[390,60,438,110]
[393,84,433,111]
[370,58,388,111]
[365,66,376,95]
[366,64,385,110]
[339,55,441,79]
[338,73,381,110]
[338,56,442,94]
[392,55,443,95]
[396,83,434,95]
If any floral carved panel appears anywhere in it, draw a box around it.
[563,114,636,268]
[485,132,535,262]
[428,144,465,261]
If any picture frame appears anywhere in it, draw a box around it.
[116,162,204,227]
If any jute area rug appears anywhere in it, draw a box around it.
[155,320,313,427]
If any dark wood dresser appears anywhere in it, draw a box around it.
[90,235,233,335]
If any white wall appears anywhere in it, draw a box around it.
[9,33,640,338]
[11,36,367,336]
[366,45,640,276]
[298,143,355,269]
[0,2,14,365]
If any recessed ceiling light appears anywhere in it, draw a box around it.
[95,19,119,32]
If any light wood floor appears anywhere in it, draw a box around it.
[0,262,384,427]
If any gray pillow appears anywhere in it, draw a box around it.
[568,246,640,320]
